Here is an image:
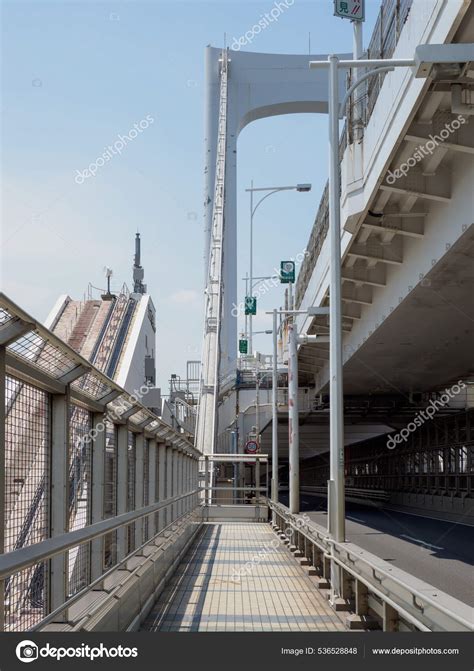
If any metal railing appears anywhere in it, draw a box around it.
[0,292,200,632]
[270,501,473,632]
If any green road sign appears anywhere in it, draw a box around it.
[280,260,295,284]
[244,296,257,315]
[334,0,365,21]
[239,339,248,354]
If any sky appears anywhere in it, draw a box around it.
[1,0,381,392]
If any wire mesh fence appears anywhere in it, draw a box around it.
[4,376,50,631]
[67,405,92,598]
[103,420,117,570]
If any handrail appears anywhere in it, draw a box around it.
[0,488,201,580]
[30,506,201,631]
[269,500,474,632]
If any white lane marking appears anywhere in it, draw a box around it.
[400,534,444,550]
[347,516,365,523]
[383,507,474,528]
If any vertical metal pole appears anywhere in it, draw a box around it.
[148,439,157,538]
[249,179,254,355]
[255,358,260,444]
[271,310,279,519]
[328,55,346,603]
[352,21,364,140]
[328,54,345,544]
[204,456,210,507]
[134,433,144,549]
[244,273,249,341]
[288,322,299,514]
[255,457,260,501]
[165,445,173,527]
[179,451,184,516]
[173,448,179,522]
[0,348,6,630]
[50,389,70,619]
[91,412,106,582]
[116,425,128,561]
[157,443,166,530]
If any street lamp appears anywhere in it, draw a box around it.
[245,182,312,354]
[308,42,471,603]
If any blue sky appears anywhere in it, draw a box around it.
[1,0,380,391]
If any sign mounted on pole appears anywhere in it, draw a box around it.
[245,296,257,315]
[334,0,365,21]
[280,261,295,284]
[239,339,248,354]
[245,440,259,454]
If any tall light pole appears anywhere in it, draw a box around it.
[245,182,311,355]
[309,43,462,601]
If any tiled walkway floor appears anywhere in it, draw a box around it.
[142,523,345,632]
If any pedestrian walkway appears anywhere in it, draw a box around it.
[142,522,345,632]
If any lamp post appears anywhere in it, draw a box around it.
[308,42,466,602]
[267,307,329,515]
[246,182,311,355]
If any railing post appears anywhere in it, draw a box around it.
[185,453,189,511]
[355,578,368,616]
[173,448,179,522]
[148,439,157,539]
[255,457,260,501]
[158,443,166,531]
[178,451,184,517]
[90,412,106,583]
[116,424,128,561]
[134,432,144,550]
[383,601,399,631]
[50,388,70,621]
[166,445,173,527]
[204,456,210,507]
[0,347,5,631]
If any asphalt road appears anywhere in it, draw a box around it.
[281,493,474,606]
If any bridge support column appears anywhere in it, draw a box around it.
[50,389,71,621]
[134,433,144,550]
[116,425,128,561]
[148,439,157,539]
[91,412,106,583]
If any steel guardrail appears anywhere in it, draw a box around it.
[269,500,473,632]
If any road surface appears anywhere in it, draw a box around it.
[280,493,474,606]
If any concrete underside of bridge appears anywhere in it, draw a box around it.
[300,225,474,394]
